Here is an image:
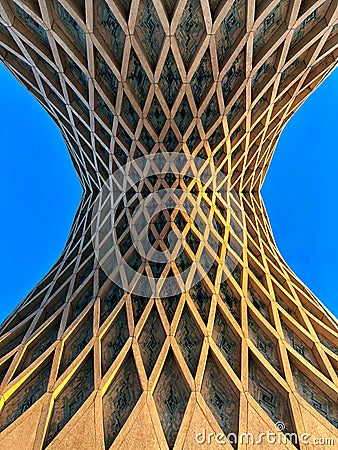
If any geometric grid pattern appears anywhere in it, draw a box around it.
[0,1,337,449]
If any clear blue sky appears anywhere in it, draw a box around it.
[0,63,337,323]
[262,67,338,318]
[0,64,82,322]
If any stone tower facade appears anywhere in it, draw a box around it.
[0,1,337,449]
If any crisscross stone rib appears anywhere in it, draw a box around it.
[0,1,338,449]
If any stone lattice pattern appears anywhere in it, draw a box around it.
[0,0,338,449]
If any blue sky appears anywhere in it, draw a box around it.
[0,64,82,322]
[262,67,338,318]
[0,63,337,323]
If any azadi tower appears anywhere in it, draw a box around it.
[0,0,337,449]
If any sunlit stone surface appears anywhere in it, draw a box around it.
[0,1,338,449]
